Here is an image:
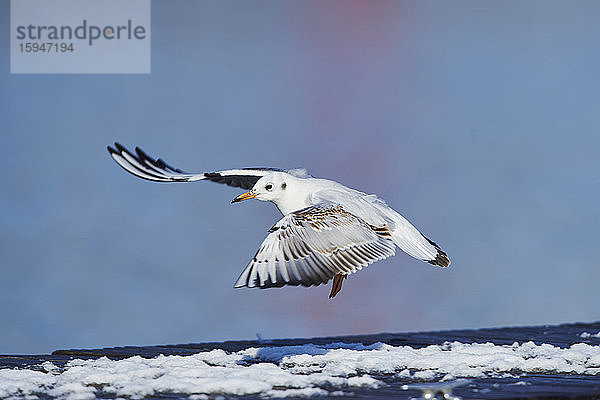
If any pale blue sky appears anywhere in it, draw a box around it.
[1,0,599,354]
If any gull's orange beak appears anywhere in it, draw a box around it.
[231,190,258,203]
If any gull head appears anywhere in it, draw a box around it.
[231,173,289,204]
[231,172,310,214]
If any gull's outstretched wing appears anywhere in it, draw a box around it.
[107,142,281,189]
[314,191,450,269]
[234,205,396,293]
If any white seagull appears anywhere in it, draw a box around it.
[108,143,450,298]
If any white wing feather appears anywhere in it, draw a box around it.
[313,189,449,267]
[235,205,396,289]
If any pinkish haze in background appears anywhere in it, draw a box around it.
[1,1,599,354]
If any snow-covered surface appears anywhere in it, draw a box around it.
[580,331,600,339]
[2,341,600,399]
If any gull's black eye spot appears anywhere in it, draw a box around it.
[281,183,287,190]
[265,184,273,191]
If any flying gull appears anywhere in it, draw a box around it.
[107,143,450,298]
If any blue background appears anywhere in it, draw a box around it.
[1,1,599,354]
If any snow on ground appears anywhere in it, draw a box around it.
[2,341,600,399]
[580,331,600,339]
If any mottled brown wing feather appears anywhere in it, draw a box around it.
[234,205,396,294]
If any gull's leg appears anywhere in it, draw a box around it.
[329,274,347,299]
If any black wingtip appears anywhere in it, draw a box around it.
[428,249,450,268]
[107,143,121,157]
[424,236,450,268]
[113,142,130,157]
[134,146,152,163]
[134,146,146,157]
